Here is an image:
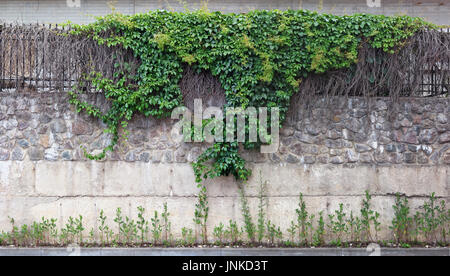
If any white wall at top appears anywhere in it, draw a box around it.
[0,0,449,25]
[0,0,134,24]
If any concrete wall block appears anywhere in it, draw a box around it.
[0,196,59,231]
[35,162,74,196]
[0,162,9,196]
[374,166,448,197]
[7,161,36,196]
[0,161,35,196]
[71,161,105,196]
[102,162,198,197]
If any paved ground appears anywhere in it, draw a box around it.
[0,247,448,256]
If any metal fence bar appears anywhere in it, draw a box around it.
[42,24,45,91]
[0,24,5,89]
[21,25,25,88]
[35,26,38,89]
[8,24,12,87]
[49,24,52,91]
[28,25,32,88]
[15,27,18,89]
[61,25,64,90]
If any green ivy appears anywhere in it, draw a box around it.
[68,9,432,182]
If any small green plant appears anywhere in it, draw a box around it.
[347,211,356,242]
[354,217,362,243]
[89,228,95,244]
[307,214,315,244]
[415,193,447,244]
[372,211,381,241]
[151,211,162,245]
[360,191,375,242]
[9,217,18,246]
[59,229,69,246]
[180,227,188,246]
[98,210,109,246]
[61,216,84,245]
[213,223,225,246]
[194,184,209,244]
[161,202,172,245]
[106,228,114,245]
[412,211,423,243]
[0,231,6,246]
[114,207,137,244]
[181,227,195,246]
[30,221,43,246]
[266,220,282,245]
[390,193,412,244]
[225,220,241,245]
[257,172,268,244]
[125,216,137,244]
[312,211,325,247]
[113,208,124,243]
[296,193,309,245]
[137,206,149,244]
[437,201,449,244]
[42,217,58,245]
[75,215,85,244]
[19,224,29,246]
[287,221,297,244]
[239,187,256,244]
[64,216,77,244]
[38,218,48,245]
[328,203,348,246]
[400,242,411,248]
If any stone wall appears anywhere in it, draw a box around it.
[0,89,448,241]
[1,91,448,165]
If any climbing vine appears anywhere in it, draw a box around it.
[67,9,433,182]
